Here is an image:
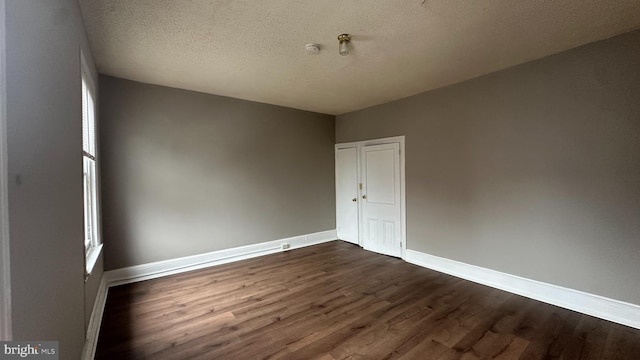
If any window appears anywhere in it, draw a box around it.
[82,55,101,274]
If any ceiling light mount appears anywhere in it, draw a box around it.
[305,43,320,54]
[338,34,351,56]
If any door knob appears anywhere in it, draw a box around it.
[352,198,357,202]
[362,195,367,199]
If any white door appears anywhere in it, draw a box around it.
[361,143,402,257]
[335,147,359,244]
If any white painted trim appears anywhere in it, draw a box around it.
[335,136,407,259]
[80,50,102,279]
[335,135,406,149]
[80,230,336,358]
[85,244,103,276]
[399,139,406,260]
[81,275,108,360]
[0,0,12,341]
[405,249,640,330]
[105,230,337,286]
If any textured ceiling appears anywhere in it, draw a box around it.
[79,0,640,115]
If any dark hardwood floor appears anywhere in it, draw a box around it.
[96,241,640,359]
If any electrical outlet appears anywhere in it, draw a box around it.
[281,243,290,250]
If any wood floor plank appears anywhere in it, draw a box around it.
[96,240,640,360]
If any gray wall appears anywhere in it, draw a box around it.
[100,76,335,270]
[5,0,103,358]
[337,30,640,305]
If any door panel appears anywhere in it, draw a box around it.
[336,147,359,244]
[365,149,396,204]
[361,143,401,257]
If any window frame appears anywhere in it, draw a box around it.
[81,51,102,275]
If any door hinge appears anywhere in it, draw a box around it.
[359,183,363,190]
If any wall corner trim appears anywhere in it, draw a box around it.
[405,249,640,330]
[0,0,12,342]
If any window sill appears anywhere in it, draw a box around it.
[85,244,103,277]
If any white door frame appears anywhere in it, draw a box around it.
[335,136,406,259]
[0,0,13,341]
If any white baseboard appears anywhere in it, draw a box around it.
[405,249,640,330]
[81,275,109,360]
[81,229,336,359]
[105,229,337,286]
